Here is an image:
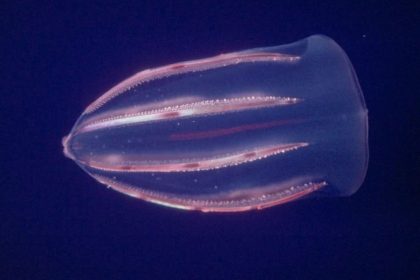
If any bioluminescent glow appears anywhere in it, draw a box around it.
[63,35,368,212]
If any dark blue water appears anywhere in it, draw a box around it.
[2,1,418,279]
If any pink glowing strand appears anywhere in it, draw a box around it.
[82,143,308,173]
[77,96,301,134]
[85,52,301,114]
[170,119,304,141]
[92,174,327,212]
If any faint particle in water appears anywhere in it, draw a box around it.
[63,34,369,212]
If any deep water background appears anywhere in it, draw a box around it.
[1,1,418,279]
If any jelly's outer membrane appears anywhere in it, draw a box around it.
[63,35,368,212]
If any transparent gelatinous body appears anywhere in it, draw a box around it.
[63,35,368,212]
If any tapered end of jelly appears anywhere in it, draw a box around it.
[62,135,75,160]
